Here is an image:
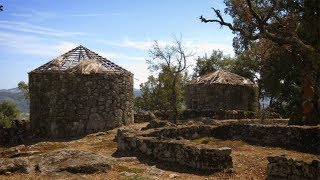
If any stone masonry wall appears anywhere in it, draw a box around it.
[212,124,320,154]
[29,72,133,138]
[267,155,320,179]
[185,84,258,111]
[148,123,320,154]
[117,129,233,172]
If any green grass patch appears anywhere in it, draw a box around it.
[116,165,144,174]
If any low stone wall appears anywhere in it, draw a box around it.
[117,129,233,172]
[212,124,320,154]
[134,112,156,123]
[147,123,320,154]
[267,155,320,179]
[182,109,256,120]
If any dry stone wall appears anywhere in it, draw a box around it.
[267,155,320,179]
[116,129,233,173]
[212,124,320,154]
[148,123,320,154]
[29,72,133,138]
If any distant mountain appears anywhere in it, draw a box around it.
[0,88,30,113]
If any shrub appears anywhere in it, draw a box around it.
[0,101,21,128]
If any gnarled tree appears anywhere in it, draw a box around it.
[201,0,320,125]
[147,37,192,123]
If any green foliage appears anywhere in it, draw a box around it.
[0,101,21,128]
[18,81,29,99]
[134,70,187,117]
[193,50,234,77]
[142,38,191,122]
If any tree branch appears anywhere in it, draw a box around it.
[200,8,242,32]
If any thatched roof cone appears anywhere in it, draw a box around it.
[189,70,257,87]
[31,45,131,75]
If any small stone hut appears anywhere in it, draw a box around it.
[185,70,258,111]
[29,45,133,138]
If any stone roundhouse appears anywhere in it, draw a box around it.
[186,70,258,111]
[29,45,133,138]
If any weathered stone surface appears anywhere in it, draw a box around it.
[149,123,320,154]
[29,72,134,138]
[0,149,112,175]
[267,155,320,180]
[212,124,320,154]
[36,150,112,174]
[185,83,258,112]
[134,112,157,123]
[142,119,175,130]
[117,129,233,172]
[0,157,31,174]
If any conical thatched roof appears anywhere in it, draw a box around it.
[31,45,131,74]
[189,70,257,87]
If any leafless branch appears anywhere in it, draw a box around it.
[200,8,242,32]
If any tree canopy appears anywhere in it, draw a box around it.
[201,0,320,125]
[136,37,192,123]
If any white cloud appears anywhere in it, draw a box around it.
[0,21,85,37]
[98,38,234,57]
[122,62,149,88]
[97,50,145,62]
[69,13,106,17]
[185,41,234,57]
[95,38,234,88]
[9,13,33,18]
[0,31,78,57]
[95,50,148,88]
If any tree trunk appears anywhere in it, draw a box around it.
[301,72,320,125]
[172,75,178,124]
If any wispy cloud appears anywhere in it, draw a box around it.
[69,13,106,17]
[0,21,85,37]
[8,13,33,18]
[98,38,234,56]
[97,50,145,62]
[0,31,78,57]
[9,10,58,22]
[97,39,170,50]
[9,10,123,19]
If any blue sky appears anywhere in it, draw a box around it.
[0,0,234,89]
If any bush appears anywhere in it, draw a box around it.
[0,101,21,128]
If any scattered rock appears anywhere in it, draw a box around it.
[112,156,138,162]
[169,173,179,179]
[0,157,31,174]
[119,171,137,177]
[267,155,320,180]
[142,119,175,130]
[1,145,26,158]
[146,166,164,177]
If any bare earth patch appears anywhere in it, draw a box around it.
[0,122,319,180]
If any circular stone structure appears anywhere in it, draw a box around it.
[29,45,133,138]
[185,70,258,111]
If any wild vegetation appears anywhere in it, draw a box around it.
[136,0,320,125]
[200,0,320,125]
[0,101,21,128]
